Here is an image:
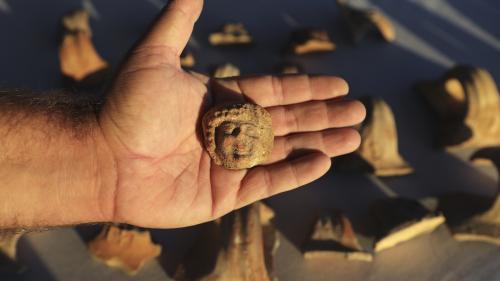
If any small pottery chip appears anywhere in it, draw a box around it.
[202,103,273,169]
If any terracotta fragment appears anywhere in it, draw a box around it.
[212,63,240,78]
[88,225,161,275]
[0,231,23,260]
[62,9,92,35]
[286,29,336,55]
[337,97,413,176]
[0,230,25,273]
[180,51,196,68]
[435,147,500,244]
[336,0,395,43]
[59,9,108,83]
[178,202,278,281]
[259,203,280,281]
[209,23,252,46]
[202,103,274,170]
[302,210,372,261]
[372,198,445,252]
[417,65,500,150]
[276,62,303,74]
[259,203,276,225]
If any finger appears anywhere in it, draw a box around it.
[263,128,361,165]
[140,0,203,56]
[209,163,247,218]
[218,75,349,107]
[188,74,246,104]
[268,99,366,136]
[211,79,246,104]
[236,152,331,208]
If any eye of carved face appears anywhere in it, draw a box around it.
[202,103,274,170]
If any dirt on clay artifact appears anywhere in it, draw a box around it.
[202,103,274,170]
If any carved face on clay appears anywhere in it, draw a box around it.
[202,104,274,169]
[215,121,260,161]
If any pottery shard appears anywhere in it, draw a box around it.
[202,103,273,170]
[176,202,278,281]
[336,97,413,176]
[0,231,23,260]
[180,51,196,68]
[62,9,91,35]
[59,32,108,81]
[286,29,336,55]
[417,65,500,150]
[434,147,500,245]
[276,62,303,74]
[259,203,280,279]
[209,23,252,46]
[59,9,108,82]
[336,0,395,43]
[0,230,25,273]
[212,63,240,78]
[372,198,445,252]
[88,225,161,275]
[303,210,372,262]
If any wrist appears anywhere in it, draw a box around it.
[0,113,118,228]
[30,118,119,226]
[90,123,118,224]
[36,115,119,226]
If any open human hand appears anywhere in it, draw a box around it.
[98,0,365,228]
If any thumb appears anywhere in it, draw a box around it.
[140,0,203,56]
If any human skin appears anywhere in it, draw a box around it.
[0,0,365,229]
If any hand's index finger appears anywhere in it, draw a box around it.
[141,0,203,56]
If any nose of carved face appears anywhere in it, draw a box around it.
[217,122,257,160]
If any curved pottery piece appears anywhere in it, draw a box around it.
[337,0,395,43]
[337,97,413,176]
[0,230,25,273]
[59,9,108,83]
[62,9,92,35]
[435,147,500,244]
[286,29,336,55]
[358,97,412,176]
[176,202,279,281]
[0,231,23,261]
[209,23,252,46]
[180,51,196,68]
[372,198,445,252]
[303,210,372,261]
[417,65,500,150]
[88,225,161,275]
[212,63,240,78]
[276,62,303,74]
[202,103,273,170]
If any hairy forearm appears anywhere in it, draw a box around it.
[0,89,116,229]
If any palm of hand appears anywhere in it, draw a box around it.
[98,0,365,228]
[99,48,226,228]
